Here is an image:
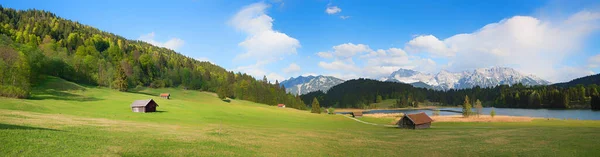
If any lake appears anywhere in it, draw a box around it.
[339,108,600,120]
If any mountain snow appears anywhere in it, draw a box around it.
[281,75,345,95]
[386,67,550,90]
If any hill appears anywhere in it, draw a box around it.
[0,7,305,109]
[1,76,600,156]
[553,73,600,88]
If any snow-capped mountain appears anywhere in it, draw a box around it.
[385,67,550,90]
[281,75,345,95]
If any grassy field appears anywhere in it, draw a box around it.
[1,77,600,156]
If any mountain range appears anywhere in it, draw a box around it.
[280,75,344,95]
[385,67,551,90]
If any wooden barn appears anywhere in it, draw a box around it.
[351,112,363,118]
[130,99,159,113]
[277,104,286,108]
[159,93,170,99]
[396,112,433,129]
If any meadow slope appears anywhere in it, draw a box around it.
[1,77,599,156]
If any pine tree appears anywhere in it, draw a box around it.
[462,95,472,117]
[474,99,483,117]
[490,108,496,118]
[590,95,600,111]
[311,97,321,114]
[112,64,128,92]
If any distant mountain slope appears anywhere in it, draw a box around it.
[553,73,600,87]
[385,67,550,90]
[281,75,344,95]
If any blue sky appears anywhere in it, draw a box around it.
[3,0,600,83]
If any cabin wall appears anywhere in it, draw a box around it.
[415,123,431,129]
[132,107,145,113]
[398,118,415,129]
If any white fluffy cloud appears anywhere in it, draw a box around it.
[230,2,300,83]
[340,16,351,20]
[138,32,184,51]
[589,54,600,68]
[283,63,301,73]
[403,11,600,82]
[233,60,285,82]
[405,35,455,57]
[325,6,341,15]
[316,42,437,79]
[318,60,359,71]
[331,43,372,59]
[231,2,300,60]
[316,52,333,58]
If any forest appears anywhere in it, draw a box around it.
[301,78,600,110]
[0,7,306,109]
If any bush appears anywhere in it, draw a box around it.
[433,109,440,116]
[327,107,335,114]
[490,108,496,118]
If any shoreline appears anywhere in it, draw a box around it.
[335,106,458,113]
[360,113,541,122]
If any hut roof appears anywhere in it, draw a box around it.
[277,104,285,107]
[404,112,433,125]
[160,93,170,97]
[131,99,156,107]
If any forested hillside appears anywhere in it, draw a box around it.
[302,78,600,109]
[0,6,306,109]
[553,74,600,88]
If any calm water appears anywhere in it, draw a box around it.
[339,108,600,120]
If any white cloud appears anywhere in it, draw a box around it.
[283,63,301,73]
[325,6,341,15]
[589,54,600,68]
[332,43,372,59]
[340,16,351,19]
[138,32,184,51]
[231,2,300,60]
[230,2,301,83]
[318,60,359,71]
[233,60,285,83]
[402,10,600,82]
[316,52,333,58]
[405,35,455,57]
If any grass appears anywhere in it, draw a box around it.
[1,76,600,156]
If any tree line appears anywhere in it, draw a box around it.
[0,7,306,109]
[301,78,600,110]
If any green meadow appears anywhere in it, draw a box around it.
[1,77,600,156]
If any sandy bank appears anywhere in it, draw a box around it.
[431,115,539,122]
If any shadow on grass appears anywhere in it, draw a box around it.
[153,110,168,113]
[29,89,102,102]
[0,123,63,131]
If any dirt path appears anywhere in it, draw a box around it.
[341,115,397,127]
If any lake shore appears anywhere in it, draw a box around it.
[361,113,541,122]
[431,115,539,122]
[335,106,457,113]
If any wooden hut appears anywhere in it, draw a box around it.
[130,99,159,113]
[277,104,286,108]
[351,112,363,118]
[159,93,170,99]
[396,112,433,129]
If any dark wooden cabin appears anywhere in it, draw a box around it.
[396,112,433,129]
[130,99,159,113]
[351,112,363,117]
[160,93,170,99]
